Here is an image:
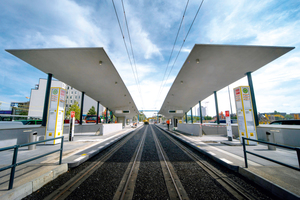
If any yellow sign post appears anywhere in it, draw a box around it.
[45,87,66,144]
[234,86,257,145]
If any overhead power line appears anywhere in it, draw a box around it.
[111,0,144,109]
[121,0,144,108]
[155,0,190,108]
[155,0,205,109]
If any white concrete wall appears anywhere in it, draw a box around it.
[28,79,65,118]
[28,79,104,118]
[101,123,123,135]
[177,123,202,136]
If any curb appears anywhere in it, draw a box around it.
[239,167,300,200]
[67,127,140,168]
[155,125,239,172]
[0,164,68,200]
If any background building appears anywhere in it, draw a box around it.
[196,106,206,118]
[28,79,104,118]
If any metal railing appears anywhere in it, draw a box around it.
[0,136,64,190]
[242,137,300,171]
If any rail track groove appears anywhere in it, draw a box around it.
[44,126,143,200]
[154,125,259,200]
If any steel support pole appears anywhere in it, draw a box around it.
[42,73,52,126]
[246,72,259,126]
[190,107,193,124]
[80,92,85,125]
[199,101,203,124]
[214,91,220,124]
[185,112,187,123]
[228,86,233,115]
[96,101,99,124]
[105,107,108,123]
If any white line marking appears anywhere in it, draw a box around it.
[89,150,96,154]
[173,132,261,166]
[207,151,216,156]
[220,158,233,164]
[98,146,104,148]
[74,156,86,162]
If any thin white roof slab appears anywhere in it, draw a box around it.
[6,48,138,118]
[159,44,294,118]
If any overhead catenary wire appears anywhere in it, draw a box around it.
[111,0,144,109]
[156,0,205,109]
[154,0,190,108]
[121,0,144,108]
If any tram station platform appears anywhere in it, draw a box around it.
[1,123,299,200]
[156,124,300,200]
[0,124,142,200]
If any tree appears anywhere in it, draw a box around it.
[138,112,146,121]
[285,114,293,120]
[88,106,96,115]
[204,116,212,120]
[66,101,81,120]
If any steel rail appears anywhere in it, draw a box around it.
[113,126,148,200]
[154,125,258,200]
[44,126,144,200]
[150,125,189,200]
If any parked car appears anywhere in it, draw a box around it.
[19,120,42,125]
[85,115,100,123]
[64,119,80,124]
[269,120,300,125]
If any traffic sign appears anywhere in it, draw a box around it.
[225,111,230,117]
[71,111,75,118]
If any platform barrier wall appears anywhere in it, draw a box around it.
[177,123,202,136]
[0,123,122,147]
[101,123,123,135]
[201,124,300,147]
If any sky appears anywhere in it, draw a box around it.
[0,0,300,118]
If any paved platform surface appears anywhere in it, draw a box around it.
[0,124,142,200]
[157,124,300,200]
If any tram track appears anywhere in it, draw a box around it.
[153,125,259,200]
[113,126,148,200]
[150,125,189,200]
[43,126,144,200]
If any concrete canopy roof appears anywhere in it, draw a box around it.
[6,48,138,118]
[159,44,294,118]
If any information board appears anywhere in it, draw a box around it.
[225,110,233,141]
[234,86,257,145]
[45,87,66,144]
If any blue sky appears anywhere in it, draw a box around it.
[1,0,300,117]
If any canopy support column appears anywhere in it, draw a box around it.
[199,101,203,124]
[96,101,99,124]
[105,107,108,123]
[42,73,52,126]
[191,107,193,124]
[185,112,187,123]
[80,92,85,125]
[214,91,220,124]
[246,72,259,126]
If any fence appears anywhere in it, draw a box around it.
[242,137,300,171]
[0,136,64,190]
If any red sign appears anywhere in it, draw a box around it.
[225,111,230,117]
[71,111,75,118]
[235,88,240,95]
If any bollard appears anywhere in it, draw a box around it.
[266,132,276,150]
[28,131,37,150]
